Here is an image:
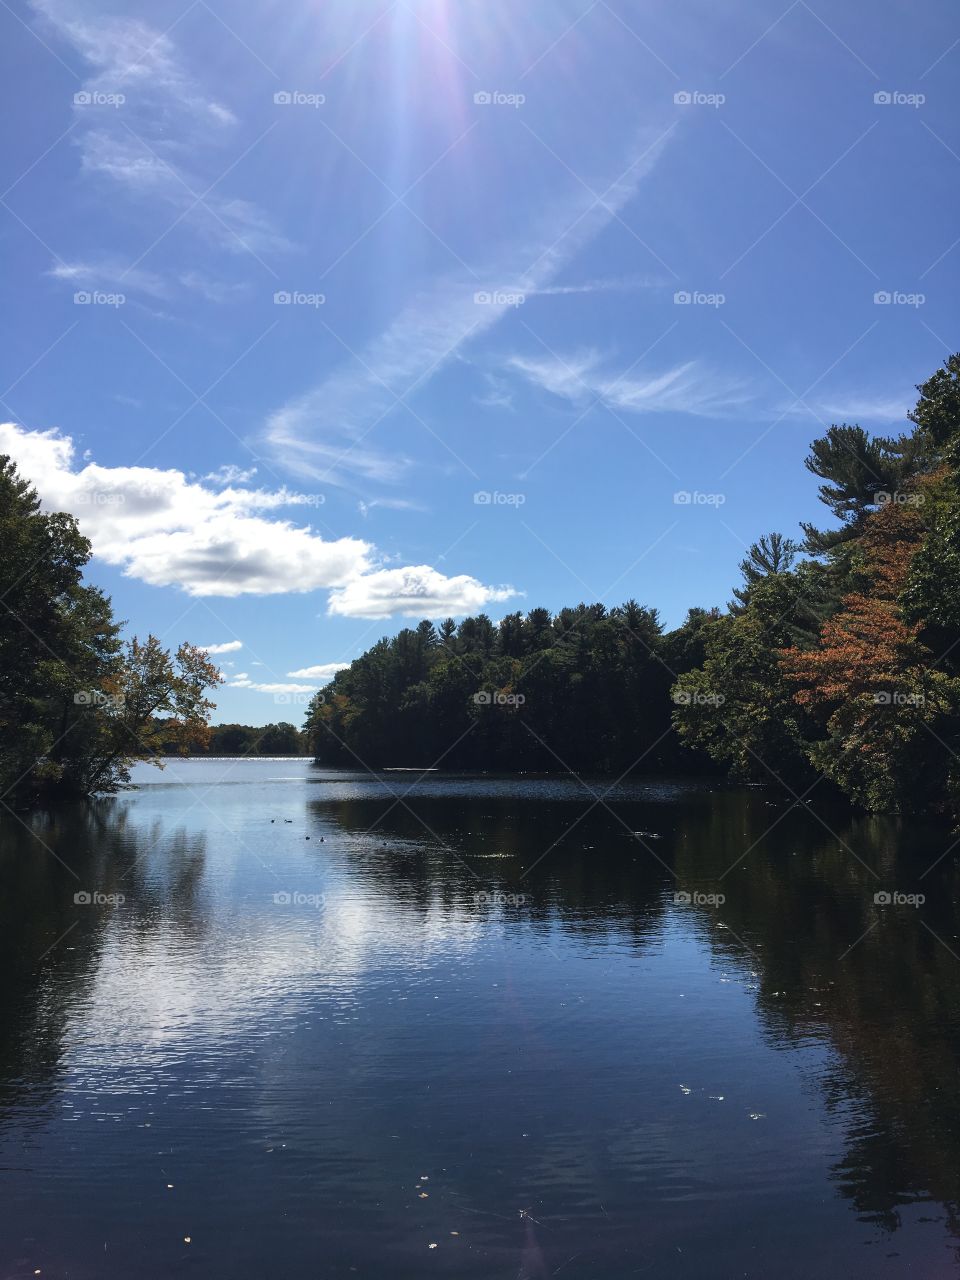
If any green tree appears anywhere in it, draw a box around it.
[257,722,304,755]
[75,637,221,794]
[671,577,814,785]
[801,425,905,553]
[662,607,722,674]
[207,723,259,755]
[909,352,960,449]
[730,533,799,610]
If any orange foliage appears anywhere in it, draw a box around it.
[780,502,927,711]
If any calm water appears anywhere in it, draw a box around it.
[2,759,960,1278]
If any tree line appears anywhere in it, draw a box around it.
[4,352,957,814]
[163,721,308,756]
[305,354,960,821]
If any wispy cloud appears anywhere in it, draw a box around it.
[532,274,667,297]
[200,640,243,655]
[357,496,426,518]
[32,0,287,257]
[803,395,910,426]
[507,350,752,417]
[264,127,675,487]
[48,259,251,305]
[49,259,168,298]
[474,373,516,412]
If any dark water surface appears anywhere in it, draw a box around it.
[2,759,960,1278]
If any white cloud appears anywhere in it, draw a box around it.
[507,351,751,417]
[32,0,287,256]
[227,678,317,695]
[200,640,243,655]
[264,128,675,486]
[286,663,350,681]
[204,464,258,486]
[327,566,517,620]
[0,423,515,613]
[0,422,370,598]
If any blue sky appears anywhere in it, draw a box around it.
[1,0,957,723]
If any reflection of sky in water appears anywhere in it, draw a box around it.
[1,760,957,1279]
[69,894,487,1062]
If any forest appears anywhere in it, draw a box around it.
[175,721,308,756]
[3,352,958,816]
[306,354,960,821]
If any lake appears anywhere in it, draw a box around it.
[1,758,959,1278]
